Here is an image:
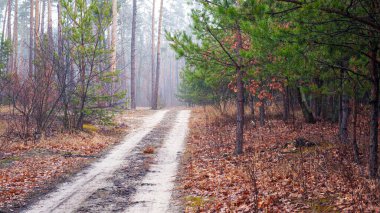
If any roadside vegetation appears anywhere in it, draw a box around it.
[169,0,380,212]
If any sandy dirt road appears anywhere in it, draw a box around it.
[24,109,191,213]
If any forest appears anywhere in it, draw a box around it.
[170,0,380,211]
[0,0,380,212]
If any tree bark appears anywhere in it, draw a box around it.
[296,87,316,123]
[152,0,164,110]
[369,42,379,179]
[131,0,137,109]
[34,0,40,48]
[339,66,350,144]
[234,23,244,155]
[249,93,255,116]
[29,0,34,76]
[313,78,322,118]
[1,1,8,42]
[283,85,290,121]
[47,0,53,47]
[6,0,11,73]
[6,0,11,40]
[151,0,156,107]
[340,91,350,144]
[41,0,45,35]
[12,0,18,74]
[111,0,118,107]
[352,86,360,163]
[57,1,62,55]
[259,101,265,127]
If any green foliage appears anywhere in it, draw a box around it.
[168,0,375,113]
[60,0,124,129]
[176,66,231,106]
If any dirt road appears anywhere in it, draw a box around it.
[24,109,190,213]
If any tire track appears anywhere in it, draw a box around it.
[76,110,179,212]
[125,110,191,213]
[24,110,168,213]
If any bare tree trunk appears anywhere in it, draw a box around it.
[77,36,86,129]
[151,0,156,107]
[12,0,18,74]
[152,0,164,110]
[314,78,323,118]
[296,87,316,124]
[57,0,67,127]
[29,0,34,76]
[110,0,117,106]
[340,92,350,144]
[352,86,360,163]
[249,93,254,116]
[369,42,379,179]
[259,101,265,127]
[47,0,53,46]
[57,1,63,59]
[1,1,8,42]
[130,0,137,109]
[35,0,40,47]
[283,85,290,121]
[6,0,11,40]
[41,0,45,35]
[234,23,244,155]
[6,0,11,72]
[339,66,350,144]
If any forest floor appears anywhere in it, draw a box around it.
[178,106,380,212]
[0,107,155,212]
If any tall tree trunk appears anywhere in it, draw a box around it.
[6,0,11,40]
[152,0,164,110]
[151,0,156,107]
[340,91,350,144]
[34,0,40,48]
[296,87,316,123]
[57,0,68,128]
[1,1,8,42]
[369,42,379,179]
[352,86,360,163]
[110,0,117,106]
[29,0,34,76]
[340,93,350,144]
[12,0,18,74]
[130,0,137,109]
[6,0,11,73]
[47,0,53,47]
[41,0,45,35]
[283,85,290,121]
[259,101,265,127]
[313,78,322,118]
[249,93,254,116]
[339,67,350,144]
[234,23,244,155]
[57,1,63,61]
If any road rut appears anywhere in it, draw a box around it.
[24,109,190,213]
